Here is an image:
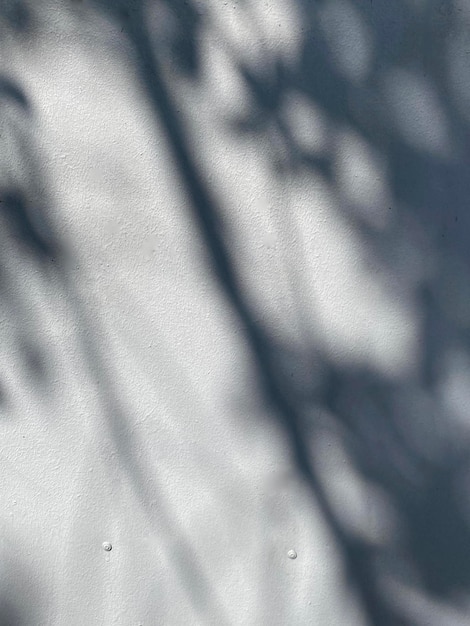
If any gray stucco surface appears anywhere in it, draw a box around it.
[0,1,469,624]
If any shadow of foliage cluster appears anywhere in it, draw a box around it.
[2,0,470,623]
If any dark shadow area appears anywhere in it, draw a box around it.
[0,535,46,626]
[0,0,31,34]
[0,77,59,390]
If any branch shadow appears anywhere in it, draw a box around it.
[6,0,470,624]
[82,0,470,624]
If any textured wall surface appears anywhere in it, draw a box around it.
[1,1,470,624]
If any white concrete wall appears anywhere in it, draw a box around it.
[1,0,470,624]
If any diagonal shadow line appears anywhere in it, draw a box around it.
[118,6,399,625]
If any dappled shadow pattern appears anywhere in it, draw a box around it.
[3,0,470,623]
[82,0,470,624]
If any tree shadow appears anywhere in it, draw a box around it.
[5,0,470,623]
[80,0,470,623]
[0,19,229,623]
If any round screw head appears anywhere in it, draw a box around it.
[287,549,297,559]
[102,542,112,552]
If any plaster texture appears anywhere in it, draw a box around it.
[0,1,469,625]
